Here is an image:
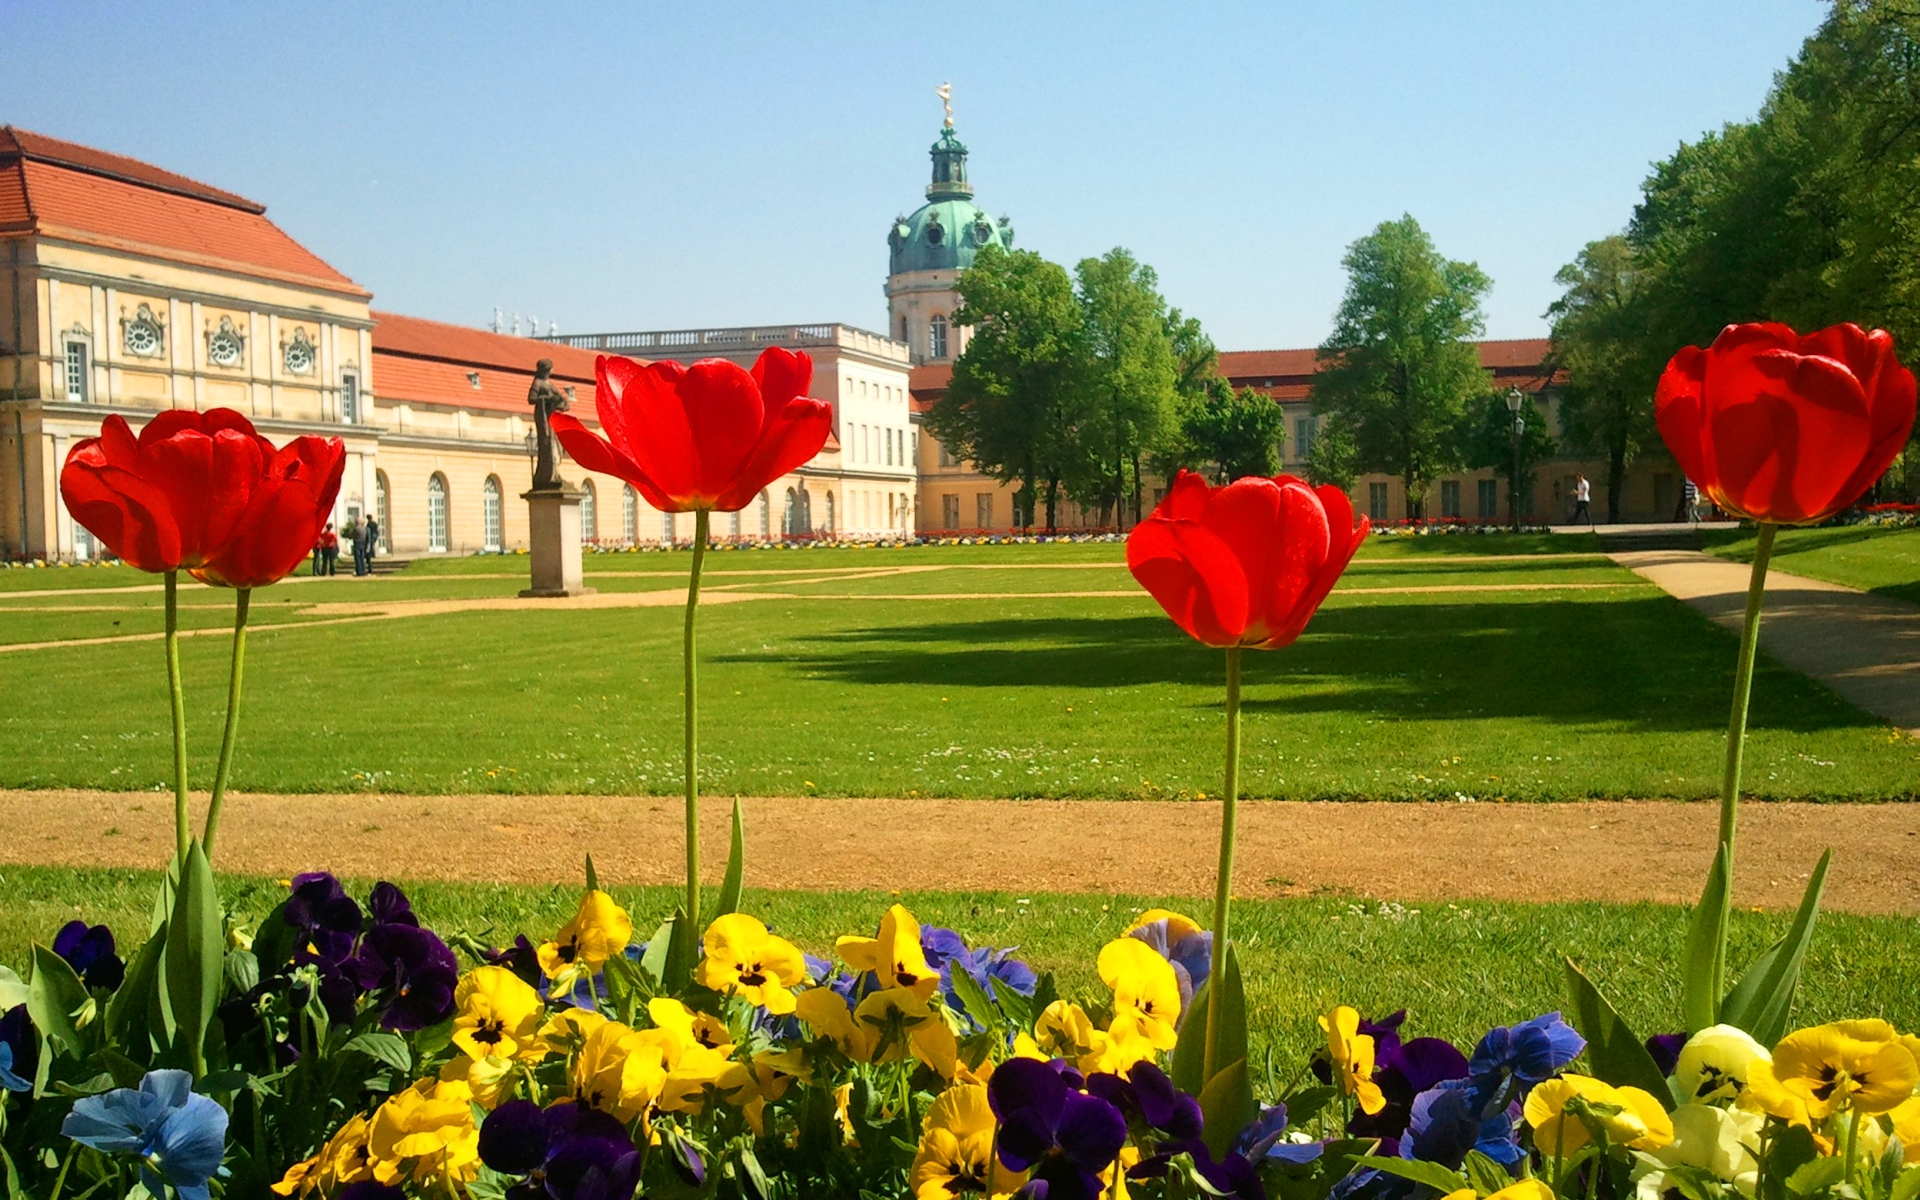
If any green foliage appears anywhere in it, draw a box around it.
[1305,419,1361,492]
[1682,843,1733,1034]
[163,839,222,1074]
[1072,248,1182,524]
[1311,215,1491,517]
[1720,850,1832,1046]
[716,798,746,919]
[1182,384,1288,483]
[1460,389,1557,522]
[1563,957,1671,1104]
[1548,236,1659,522]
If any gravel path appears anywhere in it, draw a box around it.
[3,790,1912,914]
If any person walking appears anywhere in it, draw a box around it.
[1682,478,1700,524]
[345,516,367,576]
[318,522,339,576]
[1571,473,1594,528]
[363,515,380,567]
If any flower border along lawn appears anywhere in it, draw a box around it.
[4,864,1917,1067]
[1704,522,1920,605]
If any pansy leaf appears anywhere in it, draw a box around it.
[164,839,223,1073]
[947,961,1003,1036]
[0,966,25,1012]
[1681,841,1732,1033]
[1463,1150,1513,1195]
[26,942,88,1058]
[1890,1155,1920,1200]
[992,975,1038,1033]
[1353,1155,1470,1195]
[1199,1057,1259,1162]
[1564,957,1672,1107]
[1719,849,1830,1046]
[343,1031,412,1074]
[99,1047,147,1089]
[1784,1155,1845,1199]
[1281,1083,1336,1126]
[716,798,746,919]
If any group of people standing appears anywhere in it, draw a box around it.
[312,516,381,576]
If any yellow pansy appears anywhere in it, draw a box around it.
[833,1082,859,1144]
[1632,1102,1764,1197]
[452,966,544,1062]
[1090,1030,1164,1077]
[1099,938,1182,1052]
[1320,1005,1386,1116]
[1769,1022,1918,1118]
[648,996,735,1054]
[572,1020,677,1123]
[272,1113,377,1197]
[739,1047,811,1135]
[536,1005,609,1055]
[694,913,808,1014]
[1484,1183,1557,1200]
[1525,1073,1673,1156]
[1028,1000,1114,1074]
[911,1083,1024,1200]
[537,890,633,986]
[856,986,959,1079]
[438,1052,516,1108]
[837,904,941,1001]
[1124,909,1205,943]
[1673,1024,1770,1106]
[367,1078,481,1188]
[1891,1096,1920,1163]
[795,987,879,1061]
[658,1041,756,1115]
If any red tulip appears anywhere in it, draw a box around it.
[1656,322,1917,525]
[1127,471,1369,649]
[550,347,833,512]
[60,409,344,586]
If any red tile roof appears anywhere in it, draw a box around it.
[0,126,368,298]
[371,311,605,419]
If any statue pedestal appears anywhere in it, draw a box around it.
[520,487,596,598]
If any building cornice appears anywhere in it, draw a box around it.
[30,253,375,326]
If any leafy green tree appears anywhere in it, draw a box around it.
[1548,237,1659,522]
[927,244,1085,530]
[1305,419,1360,493]
[1461,390,1557,525]
[1074,249,1180,526]
[1182,386,1287,483]
[1311,216,1491,518]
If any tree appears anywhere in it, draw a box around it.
[1460,390,1557,526]
[1310,216,1491,518]
[926,244,1085,530]
[1305,419,1360,493]
[1547,237,1659,522]
[1182,386,1287,483]
[1073,249,1180,527]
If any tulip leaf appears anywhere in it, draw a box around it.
[1173,945,1248,1101]
[149,856,181,936]
[26,942,88,1057]
[250,901,295,974]
[640,917,677,985]
[715,798,746,919]
[1564,956,1672,1107]
[1198,1057,1258,1162]
[584,853,599,894]
[646,907,696,991]
[107,926,167,1059]
[164,839,223,1074]
[1681,841,1732,1033]
[1719,849,1830,1046]
[0,966,25,1013]
[1354,1156,1471,1195]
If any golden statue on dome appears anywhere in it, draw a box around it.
[937,81,954,128]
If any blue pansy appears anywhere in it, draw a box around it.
[62,1069,228,1200]
[1468,1013,1585,1086]
[0,1005,34,1092]
[1402,1078,1522,1168]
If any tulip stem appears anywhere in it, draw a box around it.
[683,510,711,940]
[164,570,189,865]
[1203,645,1243,1088]
[1718,523,1776,858]
[202,587,250,859]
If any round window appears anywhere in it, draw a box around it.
[208,330,242,368]
[284,336,314,375]
[925,220,945,246]
[124,320,160,357]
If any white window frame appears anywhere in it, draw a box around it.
[64,340,89,401]
[427,475,449,552]
[341,372,360,424]
[482,477,503,551]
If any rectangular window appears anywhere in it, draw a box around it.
[1368,481,1389,522]
[662,512,676,544]
[942,494,960,529]
[976,493,993,529]
[341,373,359,423]
[1440,480,1461,518]
[1294,417,1314,462]
[65,341,89,400]
[1477,479,1498,519]
[938,442,954,468]
[885,429,894,467]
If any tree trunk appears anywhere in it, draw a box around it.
[1131,451,1143,526]
[1607,436,1627,525]
[1403,468,1420,521]
[1045,476,1060,533]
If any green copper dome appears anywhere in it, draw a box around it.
[888,126,1013,275]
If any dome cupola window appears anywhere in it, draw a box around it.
[924,215,945,246]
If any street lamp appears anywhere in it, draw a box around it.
[1504,386,1525,533]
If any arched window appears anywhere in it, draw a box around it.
[900,314,909,342]
[427,474,449,552]
[580,481,597,543]
[798,485,812,534]
[824,491,834,534]
[758,490,771,538]
[728,509,741,539]
[622,484,638,544]
[783,488,797,536]
[929,313,948,360]
[375,471,391,553]
[662,511,676,544]
[482,476,503,551]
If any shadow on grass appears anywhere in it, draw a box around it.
[714,595,1879,734]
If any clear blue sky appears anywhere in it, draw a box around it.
[4,1,1823,350]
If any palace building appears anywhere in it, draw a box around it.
[3,116,1680,564]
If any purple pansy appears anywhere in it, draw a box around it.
[52,921,125,992]
[346,923,458,1032]
[989,1058,1127,1200]
[479,1100,641,1200]
[284,872,363,967]
[1645,1032,1688,1077]
[1402,1078,1522,1168]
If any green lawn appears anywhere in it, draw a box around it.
[3,865,1913,1066]
[1705,523,1920,605]
[1,540,1913,800]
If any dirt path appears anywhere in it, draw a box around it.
[3,790,1912,914]
[1612,550,1920,733]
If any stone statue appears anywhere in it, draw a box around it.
[527,358,570,491]
[937,81,953,128]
